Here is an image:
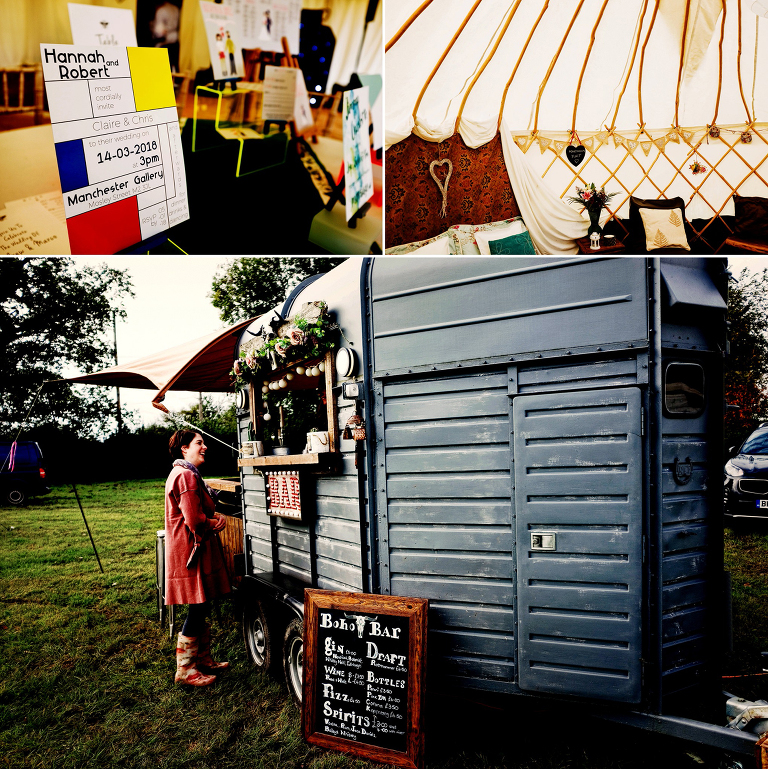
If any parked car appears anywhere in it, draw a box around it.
[724,422,768,519]
[0,441,51,506]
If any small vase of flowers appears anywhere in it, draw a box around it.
[567,183,618,235]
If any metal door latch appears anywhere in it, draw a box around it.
[530,532,556,551]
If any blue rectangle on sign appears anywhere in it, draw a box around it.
[55,139,88,193]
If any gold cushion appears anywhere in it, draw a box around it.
[639,207,691,251]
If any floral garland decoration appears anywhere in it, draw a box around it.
[230,301,340,392]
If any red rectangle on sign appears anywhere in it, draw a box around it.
[66,196,141,255]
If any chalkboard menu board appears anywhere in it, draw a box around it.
[303,590,427,769]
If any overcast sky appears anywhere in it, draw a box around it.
[73,255,232,426]
[69,255,768,427]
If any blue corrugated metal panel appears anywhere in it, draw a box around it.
[514,387,643,703]
[370,258,648,372]
[660,417,713,696]
[517,358,640,394]
[381,372,516,692]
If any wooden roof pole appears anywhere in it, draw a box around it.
[454,0,524,134]
[533,0,588,134]
[412,0,485,121]
[608,0,650,132]
[736,0,754,124]
[571,0,612,134]
[674,0,693,128]
[385,0,437,53]
[637,0,661,128]
[711,0,727,126]
[498,0,552,131]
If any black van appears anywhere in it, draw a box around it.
[0,442,51,505]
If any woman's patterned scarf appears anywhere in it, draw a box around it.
[172,459,218,513]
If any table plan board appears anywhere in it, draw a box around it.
[40,45,189,254]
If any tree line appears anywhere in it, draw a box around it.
[0,257,342,484]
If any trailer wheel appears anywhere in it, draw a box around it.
[282,618,303,708]
[243,601,274,674]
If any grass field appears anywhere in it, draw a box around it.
[1,480,767,769]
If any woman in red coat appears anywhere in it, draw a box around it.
[166,429,231,686]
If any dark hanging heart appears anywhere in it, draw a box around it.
[566,144,586,167]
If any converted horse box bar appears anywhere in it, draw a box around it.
[234,257,765,760]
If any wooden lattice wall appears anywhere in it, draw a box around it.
[516,123,768,250]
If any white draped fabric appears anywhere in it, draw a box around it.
[385,0,768,149]
[500,121,588,255]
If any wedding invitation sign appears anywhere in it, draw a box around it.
[230,0,301,52]
[40,44,189,254]
[342,87,373,222]
[200,1,244,80]
[68,3,138,47]
[262,65,313,133]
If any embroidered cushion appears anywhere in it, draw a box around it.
[385,231,453,255]
[488,231,537,255]
[639,207,691,252]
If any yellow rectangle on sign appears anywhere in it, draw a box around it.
[127,47,176,111]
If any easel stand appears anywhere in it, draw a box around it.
[322,175,372,229]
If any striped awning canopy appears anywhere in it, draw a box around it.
[67,317,256,410]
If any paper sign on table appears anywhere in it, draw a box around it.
[0,201,71,255]
[39,44,189,254]
[262,65,313,133]
[200,1,244,80]
[68,3,138,47]
[230,0,301,52]
[343,87,373,222]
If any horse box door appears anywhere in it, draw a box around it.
[513,387,644,703]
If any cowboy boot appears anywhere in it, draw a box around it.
[197,624,230,674]
[174,633,217,686]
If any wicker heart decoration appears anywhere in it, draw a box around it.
[430,159,453,218]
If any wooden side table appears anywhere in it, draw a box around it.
[575,236,626,254]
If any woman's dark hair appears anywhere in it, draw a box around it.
[169,429,200,460]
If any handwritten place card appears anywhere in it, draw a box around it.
[0,201,71,255]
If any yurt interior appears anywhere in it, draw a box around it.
[385,0,768,256]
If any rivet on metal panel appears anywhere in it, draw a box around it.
[483,361,487,364]
[566,351,571,355]
[536,354,542,358]
[509,357,514,361]
[509,377,514,382]
[597,347,603,351]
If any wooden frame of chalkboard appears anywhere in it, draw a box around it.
[302,590,427,769]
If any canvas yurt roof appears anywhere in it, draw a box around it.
[386,0,767,145]
[385,0,768,253]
